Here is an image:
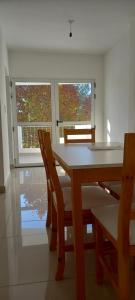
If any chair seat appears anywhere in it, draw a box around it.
[102,181,135,201]
[62,186,118,211]
[59,175,71,187]
[59,174,98,187]
[92,204,135,245]
[102,181,121,194]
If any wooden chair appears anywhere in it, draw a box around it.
[38,129,71,227]
[99,181,121,200]
[64,127,95,144]
[42,130,118,280]
[91,133,135,300]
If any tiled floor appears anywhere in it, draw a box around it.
[0,167,134,300]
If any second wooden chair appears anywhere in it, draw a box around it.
[64,127,96,144]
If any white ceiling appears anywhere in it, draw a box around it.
[0,0,135,54]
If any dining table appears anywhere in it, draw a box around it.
[52,142,123,300]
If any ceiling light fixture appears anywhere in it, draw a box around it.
[68,19,74,38]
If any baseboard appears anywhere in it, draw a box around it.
[0,185,5,193]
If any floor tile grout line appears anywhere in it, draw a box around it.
[0,277,75,289]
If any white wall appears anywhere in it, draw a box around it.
[104,33,130,143]
[9,51,104,141]
[0,28,10,188]
[128,19,135,131]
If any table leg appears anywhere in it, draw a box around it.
[72,170,86,300]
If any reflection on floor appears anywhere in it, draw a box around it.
[0,167,134,300]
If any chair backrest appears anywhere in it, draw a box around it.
[64,127,95,144]
[38,129,50,180]
[39,130,65,217]
[118,133,135,251]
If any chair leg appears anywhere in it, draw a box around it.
[133,256,135,270]
[46,184,51,227]
[118,250,130,300]
[49,201,57,251]
[109,250,117,274]
[55,249,65,281]
[95,221,104,284]
[55,216,65,281]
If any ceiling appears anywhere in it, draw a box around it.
[0,0,135,54]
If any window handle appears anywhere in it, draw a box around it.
[56,120,63,126]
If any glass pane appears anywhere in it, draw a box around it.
[18,126,52,149]
[16,82,52,122]
[18,126,52,165]
[59,83,92,122]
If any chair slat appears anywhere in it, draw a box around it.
[64,127,95,144]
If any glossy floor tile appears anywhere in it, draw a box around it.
[0,167,134,299]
